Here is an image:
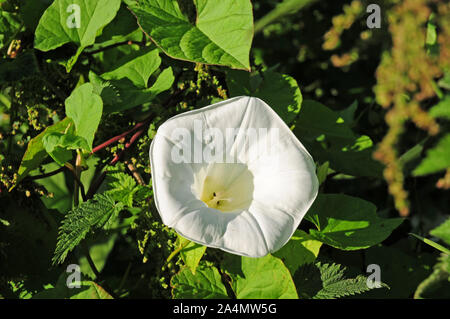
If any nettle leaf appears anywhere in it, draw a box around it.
[43,132,90,166]
[177,235,207,275]
[34,0,121,71]
[104,171,141,207]
[89,72,122,106]
[273,230,322,275]
[414,254,450,299]
[413,134,450,176]
[226,69,302,124]
[53,193,124,265]
[14,117,72,187]
[89,49,174,113]
[65,83,103,149]
[126,0,253,70]
[223,254,298,299]
[294,100,383,178]
[306,194,403,250]
[294,262,385,299]
[171,265,229,299]
[430,218,450,247]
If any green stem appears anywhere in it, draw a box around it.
[83,243,101,279]
[117,262,132,293]
[28,166,65,180]
[409,233,450,255]
[73,150,83,207]
[166,240,190,264]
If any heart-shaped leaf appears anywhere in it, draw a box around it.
[126,0,253,70]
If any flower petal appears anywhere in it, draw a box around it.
[150,96,319,257]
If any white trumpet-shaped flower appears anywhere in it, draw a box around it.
[150,96,319,257]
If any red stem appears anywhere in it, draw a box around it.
[110,128,145,165]
[91,120,148,154]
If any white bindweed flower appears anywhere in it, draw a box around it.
[149,96,319,257]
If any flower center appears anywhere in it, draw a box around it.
[193,163,254,213]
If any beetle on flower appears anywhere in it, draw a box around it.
[150,96,319,257]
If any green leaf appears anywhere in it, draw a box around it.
[53,193,123,265]
[413,134,450,176]
[107,67,174,113]
[306,194,404,250]
[438,72,450,90]
[78,233,118,280]
[33,156,99,214]
[43,132,90,166]
[226,69,302,124]
[426,13,439,55]
[171,265,229,299]
[426,13,437,46]
[14,117,72,187]
[223,254,298,299]
[34,0,121,70]
[177,235,207,275]
[414,254,450,299]
[338,100,358,126]
[295,99,355,141]
[70,281,113,299]
[34,0,121,50]
[430,218,450,247]
[273,230,322,275]
[42,138,72,166]
[32,162,72,213]
[104,171,139,207]
[89,49,174,113]
[33,272,113,299]
[126,0,253,70]
[294,262,385,299]
[65,83,103,149]
[94,4,140,44]
[102,48,161,88]
[313,135,383,178]
[429,95,450,120]
[294,100,383,178]
[88,71,121,106]
[316,161,330,185]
